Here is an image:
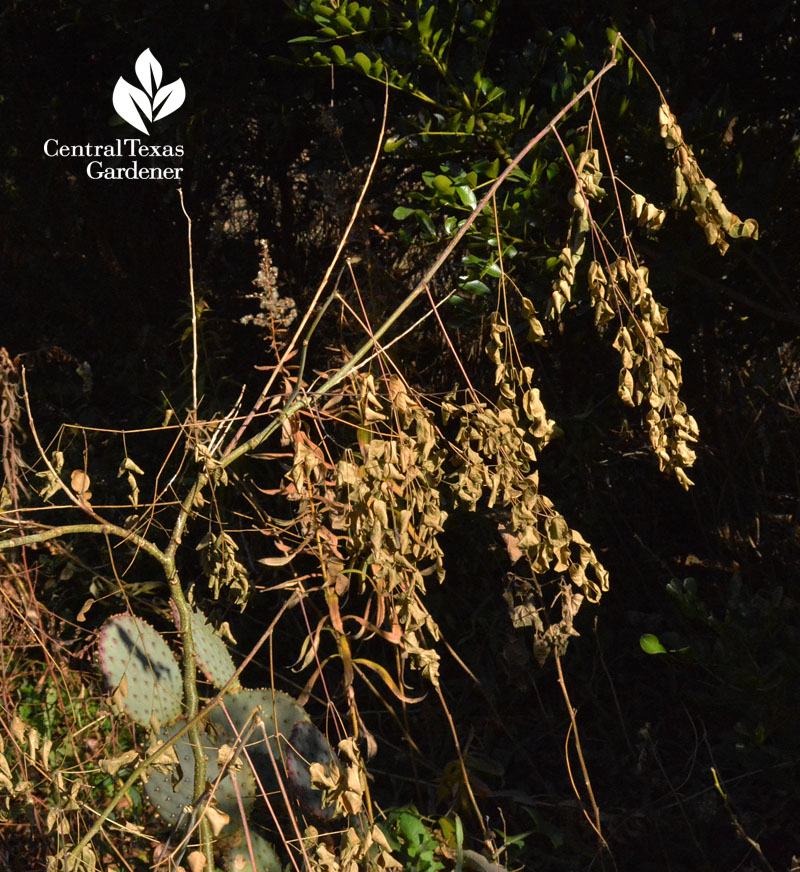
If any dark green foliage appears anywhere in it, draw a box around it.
[286,0,598,316]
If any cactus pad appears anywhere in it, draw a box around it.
[144,720,256,824]
[189,609,239,690]
[219,828,281,872]
[98,615,183,727]
[286,721,341,820]
[207,689,309,795]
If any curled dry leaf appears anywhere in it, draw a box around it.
[204,804,230,836]
[70,469,92,502]
[658,101,758,255]
[99,749,139,776]
[187,849,207,872]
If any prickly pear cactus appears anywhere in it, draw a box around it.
[144,719,256,824]
[219,828,281,872]
[286,721,342,821]
[188,609,240,690]
[207,689,309,790]
[97,611,331,847]
[98,615,183,728]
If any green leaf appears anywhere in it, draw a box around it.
[392,206,414,220]
[432,174,455,196]
[330,44,346,65]
[287,35,319,44]
[418,5,435,40]
[352,51,371,74]
[384,137,403,153]
[640,634,668,655]
[455,814,464,849]
[335,13,354,32]
[398,811,426,846]
[415,211,436,236]
[461,279,490,295]
[455,185,477,209]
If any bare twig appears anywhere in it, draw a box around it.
[178,187,199,416]
[554,652,608,850]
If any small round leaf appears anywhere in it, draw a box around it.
[352,52,371,74]
[640,633,668,655]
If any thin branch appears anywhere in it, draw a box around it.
[22,368,103,523]
[435,683,496,854]
[0,523,166,565]
[178,187,199,416]
[554,652,607,849]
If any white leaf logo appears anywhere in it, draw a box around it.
[112,48,185,135]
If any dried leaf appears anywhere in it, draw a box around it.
[100,749,139,775]
[70,469,92,502]
[205,805,230,836]
[187,850,207,872]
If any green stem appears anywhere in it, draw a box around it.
[0,523,166,563]
[164,472,214,869]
